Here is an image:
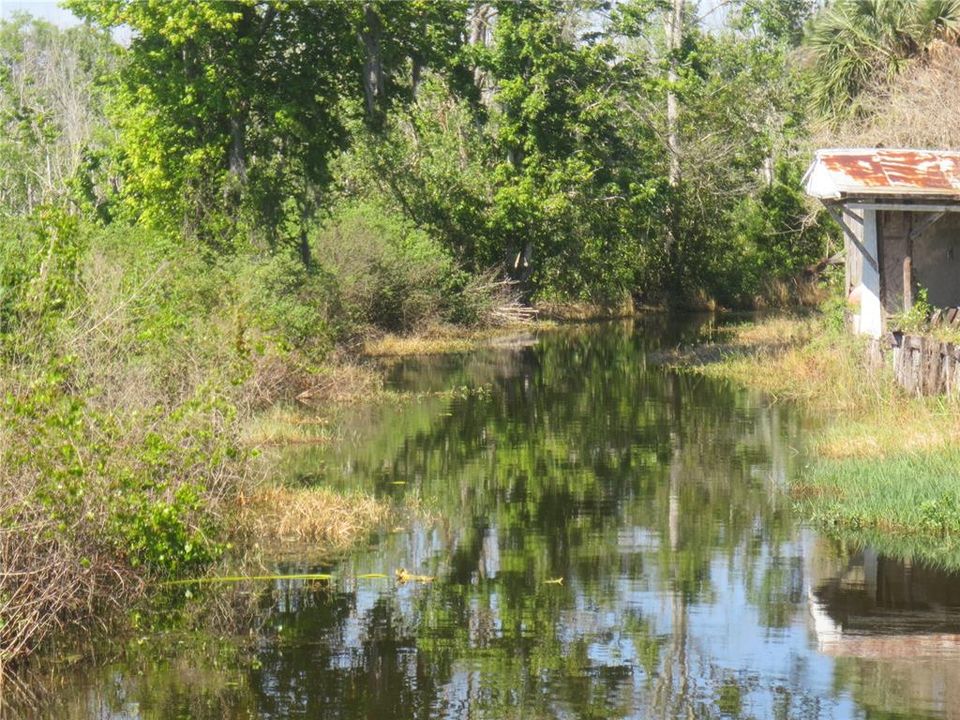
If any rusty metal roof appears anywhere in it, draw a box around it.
[804,149,960,201]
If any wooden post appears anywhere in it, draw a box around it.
[903,254,913,311]
[903,212,914,311]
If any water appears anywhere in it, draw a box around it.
[10,318,960,719]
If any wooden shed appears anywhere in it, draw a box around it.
[804,149,960,337]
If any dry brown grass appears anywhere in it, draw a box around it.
[678,312,960,461]
[725,315,816,347]
[683,314,892,412]
[241,486,391,548]
[822,41,960,149]
[662,314,848,400]
[816,405,960,460]
[363,323,550,357]
[535,295,636,321]
[293,362,385,404]
[0,515,140,675]
[755,277,828,310]
[364,331,481,357]
[242,407,334,446]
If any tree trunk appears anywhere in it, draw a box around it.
[469,4,495,105]
[665,0,682,187]
[664,0,683,290]
[229,112,247,181]
[298,195,314,269]
[360,3,384,123]
[299,226,312,269]
[411,56,423,98]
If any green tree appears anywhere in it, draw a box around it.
[611,0,824,304]
[344,0,664,302]
[482,0,655,299]
[68,1,467,264]
[68,1,358,261]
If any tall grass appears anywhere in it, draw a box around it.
[241,486,390,547]
[685,309,891,411]
[800,447,960,535]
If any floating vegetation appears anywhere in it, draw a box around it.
[164,570,426,587]
[163,573,335,586]
[395,568,434,584]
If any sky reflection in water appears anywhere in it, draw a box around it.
[13,318,960,720]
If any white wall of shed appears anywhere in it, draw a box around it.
[853,210,883,338]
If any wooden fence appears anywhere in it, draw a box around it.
[888,332,960,397]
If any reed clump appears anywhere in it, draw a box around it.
[241,487,391,547]
[535,294,636,321]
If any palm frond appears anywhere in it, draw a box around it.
[806,0,960,122]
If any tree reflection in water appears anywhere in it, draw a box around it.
[9,319,960,720]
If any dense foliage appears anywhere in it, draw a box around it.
[338,0,831,305]
[26,0,835,307]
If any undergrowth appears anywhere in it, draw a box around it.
[0,202,511,671]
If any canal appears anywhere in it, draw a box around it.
[11,318,960,719]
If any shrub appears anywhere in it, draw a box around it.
[235,251,339,361]
[0,212,250,667]
[311,201,467,332]
[0,208,86,348]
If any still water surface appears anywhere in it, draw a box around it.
[15,318,960,719]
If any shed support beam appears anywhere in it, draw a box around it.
[908,210,945,241]
[826,205,878,273]
[839,205,863,225]
[847,203,960,213]
[903,253,913,311]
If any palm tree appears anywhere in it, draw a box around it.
[806,0,960,121]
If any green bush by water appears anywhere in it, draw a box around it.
[310,200,472,332]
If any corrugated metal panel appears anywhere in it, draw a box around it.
[804,149,960,200]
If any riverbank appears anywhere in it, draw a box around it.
[672,310,960,565]
[0,305,563,673]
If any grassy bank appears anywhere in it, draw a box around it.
[673,310,960,566]
[1,199,596,671]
